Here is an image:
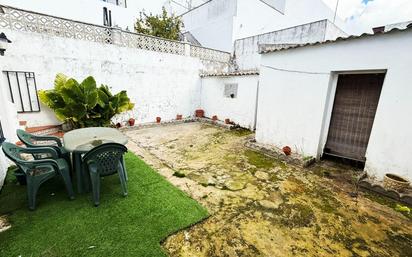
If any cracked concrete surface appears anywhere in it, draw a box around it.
[124,122,412,257]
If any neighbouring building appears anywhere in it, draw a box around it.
[0,0,146,30]
[256,24,412,181]
[181,0,346,52]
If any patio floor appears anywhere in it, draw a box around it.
[125,122,412,257]
[0,152,207,257]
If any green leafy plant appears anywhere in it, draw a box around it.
[38,74,134,128]
[134,7,183,40]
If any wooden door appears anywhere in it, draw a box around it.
[324,73,385,161]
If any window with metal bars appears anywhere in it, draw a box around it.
[3,71,41,113]
[103,7,112,27]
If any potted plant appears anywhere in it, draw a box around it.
[156,117,161,123]
[383,174,410,193]
[282,146,292,156]
[176,114,183,120]
[128,117,135,126]
[212,115,218,121]
[195,109,204,118]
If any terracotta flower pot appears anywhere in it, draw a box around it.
[282,146,292,156]
[383,174,410,193]
[224,118,231,124]
[195,109,204,118]
[128,118,135,126]
[156,117,161,123]
[212,115,218,121]
[176,114,183,120]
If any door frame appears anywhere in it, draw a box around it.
[316,69,387,161]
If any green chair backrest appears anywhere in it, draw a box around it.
[83,143,127,177]
[16,129,37,147]
[2,142,26,164]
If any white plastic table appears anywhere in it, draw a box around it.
[63,127,128,193]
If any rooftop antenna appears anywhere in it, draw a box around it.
[333,0,340,24]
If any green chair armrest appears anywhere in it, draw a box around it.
[28,159,60,170]
[31,135,63,147]
[21,147,60,159]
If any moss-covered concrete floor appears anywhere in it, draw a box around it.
[125,122,412,257]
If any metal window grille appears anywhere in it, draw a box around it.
[103,7,112,27]
[0,120,5,144]
[4,71,41,113]
[224,84,238,98]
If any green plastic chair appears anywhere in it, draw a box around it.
[16,129,71,168]
[82,143,128,206]
[2,142,75,210]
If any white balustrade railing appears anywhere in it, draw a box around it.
[0,5,231,63]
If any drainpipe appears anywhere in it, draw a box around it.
[253,80,260,131]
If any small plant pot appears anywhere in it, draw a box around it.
[383,174,410,193]
[62,122,74,132]
[156,117,161,123]
[176,114,183,120]
[128,118,135,126]
[225,118,231,124]
[282,146,292,156]
[115,123,122,128]
[195,109,204,118]
[212,115,218,121]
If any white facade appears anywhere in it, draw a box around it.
[0,28,206,128]
[182,0,345,52]
[234,19,346,70]
[256,29,412,181]
[0,72,19,188]
[200,75,259,129]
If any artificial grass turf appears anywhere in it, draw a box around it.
[0,152,208,257]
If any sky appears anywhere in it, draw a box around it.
[322,0,412,34]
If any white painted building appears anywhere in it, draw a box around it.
[0,0,150,30]
[181,0,346,52]
[256,25,412,181]
[234,19,347,70]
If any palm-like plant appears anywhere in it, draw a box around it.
[39,74,134,128]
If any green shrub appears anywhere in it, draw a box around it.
[134,7,183,40]
[38,74,134,128]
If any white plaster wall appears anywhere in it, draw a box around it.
[0,0,147,30]
[181,0,237,52]
[200,75,259,129]
[256,30,412,181]
[1,29,203,128]
[0,69,19,188]
[234,20,347,70]
[234,0,346,40]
